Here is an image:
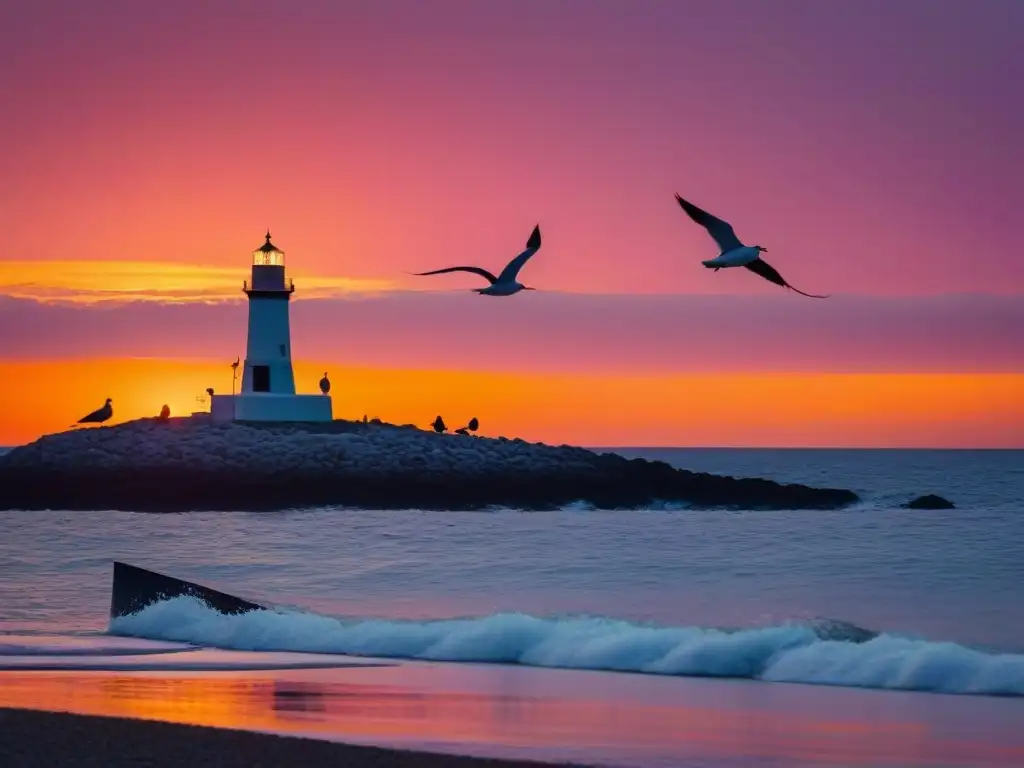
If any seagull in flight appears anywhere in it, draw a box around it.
[414,225,542,296]
[674,194,828,299]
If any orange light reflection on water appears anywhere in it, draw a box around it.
[1,668,1022,766]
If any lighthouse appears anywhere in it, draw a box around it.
[242,231,296,395]
[210,231,333,424]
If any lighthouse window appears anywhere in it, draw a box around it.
[252,365,271,392]
[253,251,285,267]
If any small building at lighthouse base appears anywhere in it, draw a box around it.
[210,393,333,424]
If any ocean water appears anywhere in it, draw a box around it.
[2,448,1022,692]
[3,447,1024,765]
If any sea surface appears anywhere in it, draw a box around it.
[1,447,1023,766]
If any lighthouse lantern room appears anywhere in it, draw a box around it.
[210,231,333,424]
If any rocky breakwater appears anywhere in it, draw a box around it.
[0,417,860,512]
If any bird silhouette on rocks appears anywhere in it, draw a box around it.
[74,398,113,428]
[455,417,479,435]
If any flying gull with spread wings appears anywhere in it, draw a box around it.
[674,194,828,299]
[414,225,542,296]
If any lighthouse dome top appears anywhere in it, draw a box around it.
[253,230,285,267]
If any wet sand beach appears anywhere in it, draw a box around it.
[0,708,580,768]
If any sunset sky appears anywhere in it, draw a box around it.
[2,0,1022,447]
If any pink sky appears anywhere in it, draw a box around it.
[2,0,1022,296]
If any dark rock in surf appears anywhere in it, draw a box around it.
[806,617,878,643]
[0,417,861,513]
[901,494,955,510]
[110,560,263,619]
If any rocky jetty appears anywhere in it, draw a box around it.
[0,417,860,512]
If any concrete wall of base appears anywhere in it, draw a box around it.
[210,393,333,423]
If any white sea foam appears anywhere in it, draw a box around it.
[110,596,1024,697]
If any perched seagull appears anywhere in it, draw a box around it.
[432,415,447,434]
[674,194,828,299]
[76,398,113,426]
[319,372,331,395]
[454,416,479,436]
[414,225,542,296]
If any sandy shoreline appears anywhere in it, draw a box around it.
[0,708,585,768]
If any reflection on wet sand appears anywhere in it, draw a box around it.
[1,664,1023,767]
[272,683,327,713]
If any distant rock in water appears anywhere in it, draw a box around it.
[0,417,861,513]
[902,494,955,510]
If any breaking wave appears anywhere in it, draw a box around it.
[110,596,1024,697]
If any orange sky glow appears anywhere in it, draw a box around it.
[0,261,393,304]
[2,357,1021,449]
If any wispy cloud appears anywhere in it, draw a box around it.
[2,291,1022,374]
[0,261,393,304]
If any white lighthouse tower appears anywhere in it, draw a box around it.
[242,231,296,396]
[210,231,333,424]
